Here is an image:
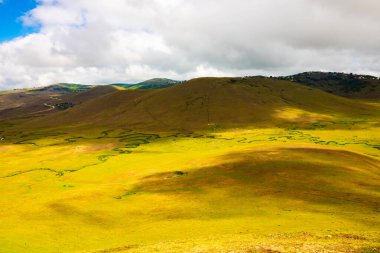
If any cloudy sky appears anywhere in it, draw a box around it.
[0,0,379,89]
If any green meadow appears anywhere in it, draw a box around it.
[0,113,379,252]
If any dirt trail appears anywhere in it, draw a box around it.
[28,96,62,115]
[29,103,55,115]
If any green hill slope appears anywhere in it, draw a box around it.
[29,77,379,131]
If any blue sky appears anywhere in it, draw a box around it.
[0,0,38,42]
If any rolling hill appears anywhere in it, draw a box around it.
[29,77,379,131]
[2,72,378,123]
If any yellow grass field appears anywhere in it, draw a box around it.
[1,116,380,252]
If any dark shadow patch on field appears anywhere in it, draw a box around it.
[121,148,380,223]
[91,245,138,253]
[48,203,114,228]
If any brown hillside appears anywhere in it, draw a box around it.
[0,85,118,120]
[59,85,119,105]
[29,77,379,131]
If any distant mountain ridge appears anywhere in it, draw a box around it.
[112,78,180,90]
[31,83,93,93]
[0,78,181,93]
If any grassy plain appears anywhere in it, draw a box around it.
[0,114,380,253]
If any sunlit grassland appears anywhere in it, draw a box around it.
[0,116,379,252]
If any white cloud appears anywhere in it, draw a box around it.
[1,0,380,89]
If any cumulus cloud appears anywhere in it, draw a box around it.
[0,0,380,89]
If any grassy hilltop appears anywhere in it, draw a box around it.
[0,76,379,253]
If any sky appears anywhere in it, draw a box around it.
[0,0,37,42]
[0,0,380,89]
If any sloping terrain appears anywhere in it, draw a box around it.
[0,85,117,120]
[277,72,380,99]
[0,85,76,119]
[58,85,119,105]
[0,79,181,121]
[30,77,379,131]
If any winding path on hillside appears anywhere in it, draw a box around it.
[28,95,62,115]
[28,103,55,115]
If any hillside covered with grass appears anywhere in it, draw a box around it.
[25,77,380,131]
